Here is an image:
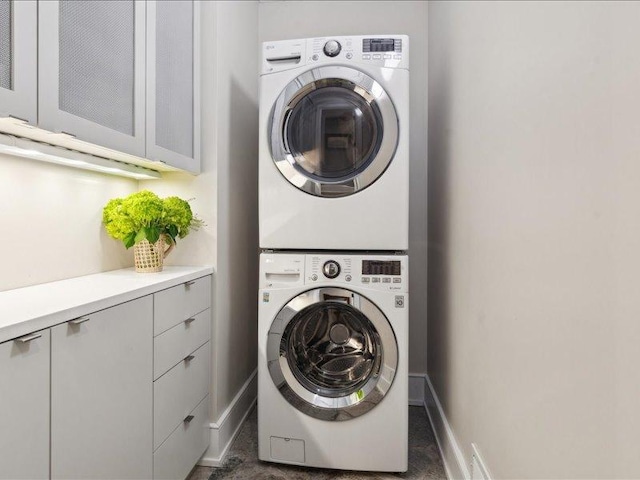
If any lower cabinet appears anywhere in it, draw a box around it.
[51,297,153,480]
[0,330,50,480]
[0,272,212,480]
[152,276,212,480]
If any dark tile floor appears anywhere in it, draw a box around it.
[188,406,447,480]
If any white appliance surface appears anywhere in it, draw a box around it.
[258,252,409,472]
[259,35,410,250]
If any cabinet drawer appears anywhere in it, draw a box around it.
[154,275,211,335]
[154,341,210,450]
[153,395,209,480]
[154,308,210,380]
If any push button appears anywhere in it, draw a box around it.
[345,275,352,282]
[372,278,381,283]
[311,274,318,281]
[362,54,371,60]
[362,277,370,283]
[382,278,391,283]
[372,54,382,60]
[393,278,402,283]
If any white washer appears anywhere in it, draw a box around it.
[259,35,410,250]
[258,252,408,472]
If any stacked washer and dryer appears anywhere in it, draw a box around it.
[258,35,410,472]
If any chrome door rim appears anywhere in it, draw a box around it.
[269,66,399,198]
[267,287,398,421]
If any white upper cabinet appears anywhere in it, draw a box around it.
[38,0,146,157]
[146,0,200,173]
[0,0,37,124]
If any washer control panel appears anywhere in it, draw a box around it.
[260,253,408,291]
[262,35,409,74]
[305,254,408,292]
[309,35,408,68]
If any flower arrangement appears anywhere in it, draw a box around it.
[102,190,203,272]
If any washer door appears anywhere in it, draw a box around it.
[267,287,398,421]
[269,66,399,197]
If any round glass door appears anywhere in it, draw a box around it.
[267,288,398,421]
[269,66,399,197]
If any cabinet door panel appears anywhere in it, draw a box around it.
[38,0,146,157]
[0,330,49,480]
[0,0,36,124]
[146,0,200,173]
[51,297,153,480]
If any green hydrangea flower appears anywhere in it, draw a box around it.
[163,196,193,239]
[102,190,203,249]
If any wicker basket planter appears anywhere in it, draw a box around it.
[133,235,174,273]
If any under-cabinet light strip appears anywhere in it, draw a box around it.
[0,133,162,180]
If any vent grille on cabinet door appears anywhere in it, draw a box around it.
[0,0,11,90]
[59,0,135,135]
[155,0,193,157]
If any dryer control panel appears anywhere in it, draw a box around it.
[262,34,409,74]
[259,253,408,292]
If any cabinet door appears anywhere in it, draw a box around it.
[51,297,153,480]
[0,0,36,124]
[38,0,146,157]
[146,0,200,173]
[0,329,50,480]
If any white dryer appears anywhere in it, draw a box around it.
[259,35,410,250]
[258,252,408,472]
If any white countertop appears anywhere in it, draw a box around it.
[0,266,213,344]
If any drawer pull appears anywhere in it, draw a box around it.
[185,280,197,287]
[184,415,195,423]
[17,332,42,343]
[69,316,90,325]
[184,317,196,324]
[184,354,195,362]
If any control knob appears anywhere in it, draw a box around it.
[322,260,341,279]
[323,40,342,57]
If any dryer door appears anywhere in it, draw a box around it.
[267,287,398,421]
[269,66,399,198]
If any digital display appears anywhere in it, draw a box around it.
[363,38,400,53]
[362,260,401,276]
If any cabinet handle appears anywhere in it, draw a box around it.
[184,317,196,324]
[16,332,42,343]
[185,280,197,287]
[184,415,195,423]
[9,114,29,125]
[184,354,195,362]
[69,316,90,325]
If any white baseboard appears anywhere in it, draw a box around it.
[198,369,258,467]
[422,374,471,480]
[409,373,427,406]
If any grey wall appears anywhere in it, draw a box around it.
[259,0,429,374]
[428,1,640,478]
